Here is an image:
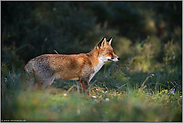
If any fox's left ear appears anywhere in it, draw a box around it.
[108,37,113,45]
[97,37,106,48]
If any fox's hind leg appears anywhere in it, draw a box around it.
[33,66,56,89]
[36,75,56,89]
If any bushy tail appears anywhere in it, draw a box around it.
[19,60,36,91]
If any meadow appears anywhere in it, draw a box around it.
[1,57,182,122]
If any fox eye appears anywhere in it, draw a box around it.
[109,52,113,55]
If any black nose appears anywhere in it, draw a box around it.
[118,57,120,60]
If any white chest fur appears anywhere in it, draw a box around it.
[89,57,104,82]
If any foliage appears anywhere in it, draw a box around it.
[2,2,182,65]
[2,2,96,64]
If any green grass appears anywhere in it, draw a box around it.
[1,87,182,122]
[1,63,182,122]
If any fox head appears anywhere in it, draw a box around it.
[96,37,120,62]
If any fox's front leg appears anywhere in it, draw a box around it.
[80,78,89,95]
[80,65,93,95]
[81,81,89,95]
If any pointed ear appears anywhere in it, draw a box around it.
[101,38,107,47]
[97,37,106,48]
[108,37,113,45]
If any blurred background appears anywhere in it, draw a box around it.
[2,1,182,73]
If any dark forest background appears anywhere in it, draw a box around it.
[2,1,182,72]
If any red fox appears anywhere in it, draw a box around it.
[20,37,120,94]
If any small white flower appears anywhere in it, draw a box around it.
[91,96,97,99]
[63,93,67,96]
[170,88,176,95]
[105,98,109,101]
